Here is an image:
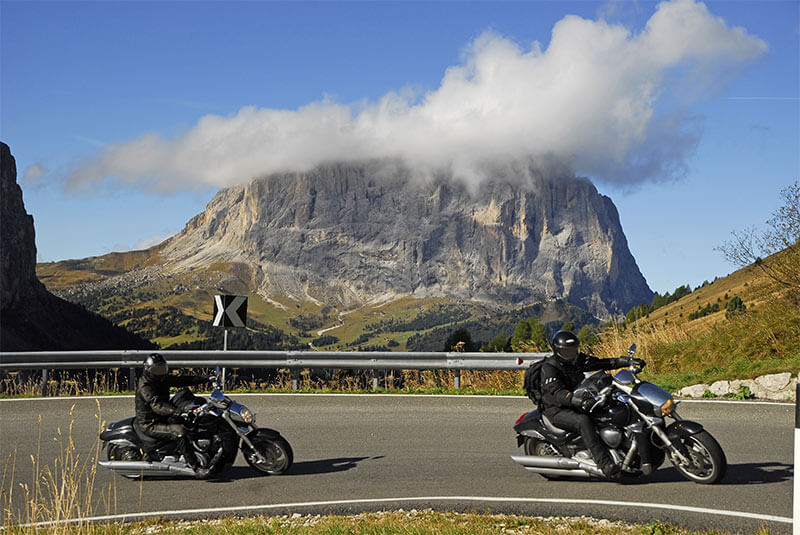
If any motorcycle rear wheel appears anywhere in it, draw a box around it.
[107,444,142,462]
[244,436,293,475]
[523,438,563,480]
[670,430,727,484]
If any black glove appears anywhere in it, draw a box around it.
[570,390,595,412]
[627,357,646,370]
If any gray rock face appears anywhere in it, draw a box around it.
[160,161,652,318]
[0,142,42,309]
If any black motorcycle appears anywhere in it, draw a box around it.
[512,345,727,484]
[98,374,293,479]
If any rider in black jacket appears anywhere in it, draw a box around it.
[134,353,210,473]
[540,331,644,479]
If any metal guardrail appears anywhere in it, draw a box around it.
[0,350,547,394]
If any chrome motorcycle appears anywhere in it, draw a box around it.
[99,373,293,479]
[512,345,727,484]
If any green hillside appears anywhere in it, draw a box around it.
[36,258,599,353]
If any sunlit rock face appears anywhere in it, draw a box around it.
[161,160,652,319]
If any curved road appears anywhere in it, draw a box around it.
[0,395,794,533]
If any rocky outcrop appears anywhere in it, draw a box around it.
[158,160,652,318]
[0,142,154,351]
[676,372,798,401]
[1,143,41,309]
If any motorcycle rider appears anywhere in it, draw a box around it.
[540,331,645,480]
[135,353,212,475]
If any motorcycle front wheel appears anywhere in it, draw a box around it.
[669,430,727,484]
[243,436,293,475]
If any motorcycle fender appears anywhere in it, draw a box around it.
[666,420,704,442]
[516,430,546,447]
[246,427,282,442]
[100,428,139,444]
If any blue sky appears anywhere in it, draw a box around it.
[2,0,798,296]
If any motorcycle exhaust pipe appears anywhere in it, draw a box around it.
[510,454,605,477]
[98,460,197,478]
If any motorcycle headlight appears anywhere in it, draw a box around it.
[239,408,255,425]
[660,397,675,416]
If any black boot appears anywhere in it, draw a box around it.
[179,437,204,473]
[591,445,621,480]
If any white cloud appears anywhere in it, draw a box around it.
[23,162,47,183]
[66,0,766,192]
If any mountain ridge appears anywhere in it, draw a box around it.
[151,160,652,319]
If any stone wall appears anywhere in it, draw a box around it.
[676,372,798,401]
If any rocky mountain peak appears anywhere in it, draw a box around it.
[159,160,652,318]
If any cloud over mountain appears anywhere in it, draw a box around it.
[67,0,766,192]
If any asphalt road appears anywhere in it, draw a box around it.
[0,395,794,533]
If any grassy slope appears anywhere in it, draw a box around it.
[593,258,799,392]
[35,247,799,393]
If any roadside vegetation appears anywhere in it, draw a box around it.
[0,511,774,535]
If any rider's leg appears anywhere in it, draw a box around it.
[547,408,620,479]
[144,423,201,470]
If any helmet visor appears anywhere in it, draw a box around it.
[557,345,578,362]
[149,361,168,378]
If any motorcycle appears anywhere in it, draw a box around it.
[511,344,727,484]
[98,371,293,479]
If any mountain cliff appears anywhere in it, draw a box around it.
[155,160,651,318]
[0,142,154,351]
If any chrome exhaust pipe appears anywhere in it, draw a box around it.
[510,454,605,477]
[98,460,197,478]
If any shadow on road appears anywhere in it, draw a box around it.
[286,456,384,476]
[210,456,384,481]
[630,462,792,485]
[717,462,793,485]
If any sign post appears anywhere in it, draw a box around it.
[212,295,248,389]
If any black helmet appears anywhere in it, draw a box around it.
[551,330,579,362]
[143,353,168,381]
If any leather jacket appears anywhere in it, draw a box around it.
[540,353,629,411]
[135,373,207,430]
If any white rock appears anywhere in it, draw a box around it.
[755,372,792,392]
[709,381,732,397]
[729,379,757,397]
[678,384,710,398]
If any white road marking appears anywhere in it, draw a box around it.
[16,495,792,527]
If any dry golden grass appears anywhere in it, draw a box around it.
[0,401,117,533]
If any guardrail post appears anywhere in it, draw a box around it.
[40,369,48,397]
[454,369,461,390]
[129,367,136,391]
[291,369,300,391]
[372,370,379,391]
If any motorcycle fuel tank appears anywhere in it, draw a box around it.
[594,400,630,427]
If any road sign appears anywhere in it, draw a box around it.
[213,295,247,328]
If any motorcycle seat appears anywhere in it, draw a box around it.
[541,414,568,436]
[132,419,164,449]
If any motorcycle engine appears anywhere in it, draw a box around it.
[600,427,623,448]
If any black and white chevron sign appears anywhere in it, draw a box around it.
[212,295,247,328]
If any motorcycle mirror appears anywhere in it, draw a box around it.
[628,344,637,356]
